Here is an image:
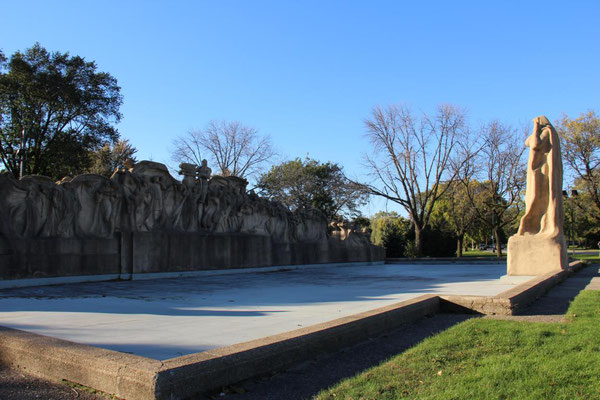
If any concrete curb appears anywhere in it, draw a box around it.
[0,295,439,400]
[156,294,439,399]
[0,326,162,399]
[440,260,586,315]
[0,260,588,399]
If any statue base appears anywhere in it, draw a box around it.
[507,234,568,276]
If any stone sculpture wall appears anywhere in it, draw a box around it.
[0,161,384,280]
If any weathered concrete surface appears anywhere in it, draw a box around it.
[0,262,525,359]
[441,260,585,315]
[155,295,440,399]
[0,326,161,400]
[0,261,585,400]
[0,295,439,400]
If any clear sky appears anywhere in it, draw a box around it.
[2,1,599,215]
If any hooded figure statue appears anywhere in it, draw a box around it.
[517,116,565,237]
[507,115,568,275]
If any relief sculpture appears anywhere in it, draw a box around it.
[0,160,369,249]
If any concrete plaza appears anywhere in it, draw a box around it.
[0,262,532,360]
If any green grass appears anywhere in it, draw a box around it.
[572,253,600,263]
[461,250,505,258]
[316,291,600,400]
[461,249,600,263]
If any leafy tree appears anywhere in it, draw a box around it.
[257,157,369,220]
[171,120,275,180]
[371,211,456,258]
[430,181,478,257]
[362,104,468,257]
[556,111,600,221]
[370,212,411,257]
[0,43,123,180]
[88,139,137,177]
[351,216,371,230]
[563,182,600,248]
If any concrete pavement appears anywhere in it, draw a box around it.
[0,262,531,360]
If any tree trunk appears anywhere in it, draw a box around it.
[456,233,464,258]
[414,225,422,258]
[494,227,502,258]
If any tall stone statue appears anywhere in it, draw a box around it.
[507,116,568,275]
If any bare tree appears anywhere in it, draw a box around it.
[363,104,467,257]
[171,120,276,180]
[461,121,526,257]
[171,130,205,167]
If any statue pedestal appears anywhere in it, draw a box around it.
[507,234,568,276]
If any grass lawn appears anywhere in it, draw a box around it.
[572,253,600,263]
[316,291,600,400]
[461,250,505,258]
[460,249,599,263]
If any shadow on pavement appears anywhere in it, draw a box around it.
[217,313,475,400]
[218,265,600,400]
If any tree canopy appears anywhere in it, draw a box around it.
[430,181,480,257]
[0,43,123,180]
[257,157,369,220]
[557,111,600,222]
[88,139,137,177]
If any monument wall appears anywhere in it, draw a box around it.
[0,161,384,281]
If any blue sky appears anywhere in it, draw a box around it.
[2,1,599,215]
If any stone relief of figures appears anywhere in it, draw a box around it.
[0,159,371,246]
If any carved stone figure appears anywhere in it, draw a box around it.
[71,174,120,238]
[0,172,28,237]
[110,166,139,231]
[55,179,78,237]
[18,176,55,237]
[293,208,327,242]
[507,116,568,275]
[197,159,212,180]
[197,159,212,205]
[179,163,197,187]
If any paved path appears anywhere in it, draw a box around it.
[487,264,600,323]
